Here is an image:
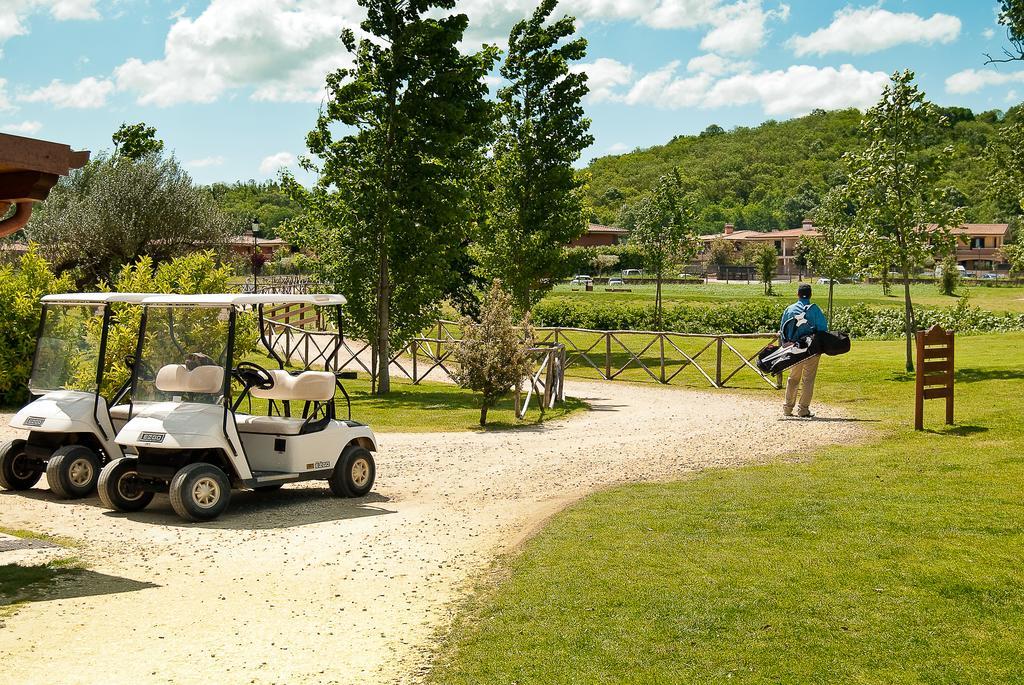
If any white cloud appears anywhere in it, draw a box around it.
[1,120,43,135]
[1,0,100,52]
[187,156,225,169]
[260,151,297,175]
[687,53,754,76]
[945,68,1024,95]
[571,58,634,103]
[983,27,996,39]
[701,1,789,56]
[620,61,887,115]
[114,0,362,107]
[704,64,888,114]
[790,6,961,57]
[606,142,630,154]
[109,0,791,106]
[19,76,114,109]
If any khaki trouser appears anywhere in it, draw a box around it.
[784,355,820,414]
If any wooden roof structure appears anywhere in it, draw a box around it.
[0,132,90,238]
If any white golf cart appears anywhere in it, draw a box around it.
[99,293,378,522]
[2,293,149,498]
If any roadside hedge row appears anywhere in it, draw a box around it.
[531,298,1024,338]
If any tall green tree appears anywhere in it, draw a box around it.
[841,71,963,371]
[112,122,164,161]
[986,0,1024,63]
[630,170,699,327]
[807,189,861,321]
[476,0,594,311]
[285,0,497,395]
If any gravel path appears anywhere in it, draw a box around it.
[0,381,866,685]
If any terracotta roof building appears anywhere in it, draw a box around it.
[570,223,630,247]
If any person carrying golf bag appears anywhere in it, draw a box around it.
[780,283,828,418]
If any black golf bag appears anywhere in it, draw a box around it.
[757,331,851,375]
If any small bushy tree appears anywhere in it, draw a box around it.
[1003,242,1024,275]
[938,254,961,296]
[27,153,233,284]
[750,242,778,295]
[706,237,733,272]
[810,188,862,320]
[112,122,164,161]
[0,246,75,406]
[451,281,533,426]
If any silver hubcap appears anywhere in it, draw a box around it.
[68,458,94,487]
[192,477,221,508]
[117,471,144,501]
[350,458,370,488]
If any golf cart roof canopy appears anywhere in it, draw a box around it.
[41,292,153,304]
[139,293,347,307]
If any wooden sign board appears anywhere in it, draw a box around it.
[914,325,954,431]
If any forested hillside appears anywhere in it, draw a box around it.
[585,105,1022,233]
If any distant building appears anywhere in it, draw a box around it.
[570,223,630,247]
[226,233,291,259]
[698,221,1012,275]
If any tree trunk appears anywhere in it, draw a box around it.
[375,251,391,395]
[901,264,915,372]
[655,269,663,329]
[480,403,488,426]
[828,280,835,324]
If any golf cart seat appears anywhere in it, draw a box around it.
[237,370,337,436]
[155,364,224,395]
[250,370,335,402]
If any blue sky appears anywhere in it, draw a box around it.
[1,0,1021,185]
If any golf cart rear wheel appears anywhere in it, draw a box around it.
[329,446,375,498]
[47,445,102,499]
[0,439,41,490]
[170,463,231,522]
[98,457,154,512]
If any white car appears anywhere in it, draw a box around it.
[608,277,624,286]
[2,292,150,498]
[570,275,593,285]
[99,293,378,522]
[622,269,643,278]
[817,277,835,285]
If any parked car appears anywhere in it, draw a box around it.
[608,277,624,286]
[817,277,835,285]
[621,269,643,278]
[570,275,593,285]
[981,272,1005,280]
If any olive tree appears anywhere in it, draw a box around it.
[26,153,233,284]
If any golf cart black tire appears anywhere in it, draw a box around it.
[47,445,102,499]
[169,463,232,522]
[98,457,155,512]
[0,439,41,490]
[329,446,375,498]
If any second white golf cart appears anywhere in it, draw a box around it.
[99,293,378,522]
[2,293,149,498]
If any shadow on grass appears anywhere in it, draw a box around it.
[922,424,990,437]
[887,368,1024,385]
[1,566,157,606]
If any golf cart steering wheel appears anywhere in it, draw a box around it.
[234,362,275,391]
[125,354,155,382]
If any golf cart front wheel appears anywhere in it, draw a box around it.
[47,445,101,499]
[329,446,375,498]
[98,457,154,512]
[0,439,41,490]
[169,463,231,522]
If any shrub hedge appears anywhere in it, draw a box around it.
[531,297,1024,338]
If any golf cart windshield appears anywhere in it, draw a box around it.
[29,304,104,394]
[134,306,231,405]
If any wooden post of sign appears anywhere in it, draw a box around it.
[914,325,955,431]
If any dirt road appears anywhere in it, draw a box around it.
[0,381,865,685]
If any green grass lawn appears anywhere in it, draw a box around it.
[0,529,82,616]
[236,354,587,432]
[546,281,1024,313]
[429,332,1024,683]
